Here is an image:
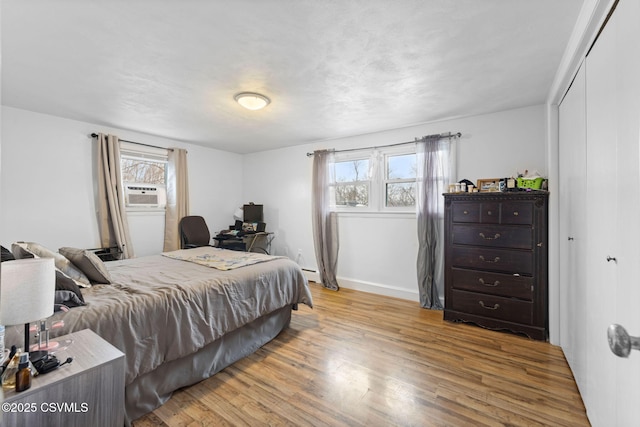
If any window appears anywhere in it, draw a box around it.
[331,157,371,208]
[120,142,168,211]
[384,153,416,208]
[121,157,166,185]
[330,147,417,213]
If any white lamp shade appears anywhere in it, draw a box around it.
[233,207,244,221]
[0,258,55,326]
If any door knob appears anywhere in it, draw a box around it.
[608,324,640,358]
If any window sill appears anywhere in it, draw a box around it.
[125,209,166,216]
[334,210,416,219]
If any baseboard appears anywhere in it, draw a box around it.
[303,269,420,302]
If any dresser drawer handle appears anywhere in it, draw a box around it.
[463,210,469,215]
[479,301,500,310]
[479,255,500,263]
[479,232,501,240]
[487,211,493,215]
[478,278,500,287]
[513,211,519,216]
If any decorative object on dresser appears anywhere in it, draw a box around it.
[476,178,501,192]
[443,191,549,340]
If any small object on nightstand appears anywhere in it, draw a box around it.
[15,352,32,392]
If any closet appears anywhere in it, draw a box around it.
[558,0,640,425]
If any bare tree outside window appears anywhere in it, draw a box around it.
[121,158,166,184]
[333,159,370,207]
[386,153,416,207]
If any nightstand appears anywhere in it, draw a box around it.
[2,329,125,427]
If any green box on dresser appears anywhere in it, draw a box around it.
[443,191,549,340]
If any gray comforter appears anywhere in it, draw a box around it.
[47,252,313,385]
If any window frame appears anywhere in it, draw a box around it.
[381,147,417,213]
[330,151,374,212]
[120,142,169,213]
[330,146,417,214]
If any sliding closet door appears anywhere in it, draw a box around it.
[609,0,640,424]
[583,0,640,424]
[558,61,587,396]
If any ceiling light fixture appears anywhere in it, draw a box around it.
[234,92,270,110]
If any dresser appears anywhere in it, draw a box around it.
[443,191,549,340]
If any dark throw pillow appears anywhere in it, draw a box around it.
[1,246,15,262]
[55,269,86,305]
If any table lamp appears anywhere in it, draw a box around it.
[0,258,55,362]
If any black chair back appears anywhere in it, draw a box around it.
[179,216,211,248]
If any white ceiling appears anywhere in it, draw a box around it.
[1,0,583,154]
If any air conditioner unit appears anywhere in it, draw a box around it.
[124,184,166,208]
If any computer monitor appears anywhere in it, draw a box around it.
[243,204,263,223]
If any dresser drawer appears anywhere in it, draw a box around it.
[451,268,533,300]
[452,224,532,249]
[450,289,534,324]
[480,202,500,224]
[451,246,533,275]
[501,201,533,225]
[451,202,480,223]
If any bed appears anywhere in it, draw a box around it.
[4,245,313,425]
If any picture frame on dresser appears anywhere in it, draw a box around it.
[476,178,501,192]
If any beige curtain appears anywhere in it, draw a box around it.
[97,133,134,259]
[311,150,339,290]
[163,148,190,251]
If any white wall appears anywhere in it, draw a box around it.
[244,104,547,302]
[0,106,244,255]
[1,104,547,302]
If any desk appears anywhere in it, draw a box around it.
[214,232,273,254]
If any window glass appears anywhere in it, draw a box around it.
[332,158,370,207]
[121,157,166,185]
[329,149,420,212]
[386,154,416,180]
[386,182,415,207]
[384,153,416,209]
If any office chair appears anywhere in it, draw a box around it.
[179,216,213,248]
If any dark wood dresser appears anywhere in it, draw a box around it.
[443,191,549,340]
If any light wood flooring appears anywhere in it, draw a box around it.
[133,282,589,426]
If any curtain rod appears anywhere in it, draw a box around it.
[305,132,461,157]
[90,133,174,152]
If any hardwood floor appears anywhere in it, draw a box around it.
[133,282,589,426]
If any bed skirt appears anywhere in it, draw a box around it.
[125,306,293,425]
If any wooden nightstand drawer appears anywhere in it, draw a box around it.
[450,289,534,324]
[452,224,533,249]
[451,246,533,275]
[451,268,533,300]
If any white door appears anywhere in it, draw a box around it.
[585,10,618,422]
[584,0,640,425]
[558,61,588,397]
[609,0,640,424]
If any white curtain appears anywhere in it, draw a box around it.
[416,134,456,308]
[97,133,134,259]
[311,150,340,290]
[163,148,190,251]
